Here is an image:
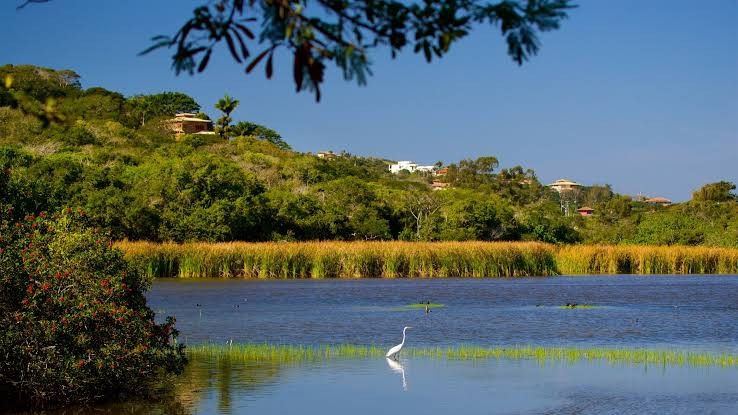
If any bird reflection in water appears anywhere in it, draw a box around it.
[386,358,408,391]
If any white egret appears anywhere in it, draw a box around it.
[386,326,412,360]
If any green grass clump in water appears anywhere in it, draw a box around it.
[404,303,445,308]
[391,303,446,311]
[186,343,738,368]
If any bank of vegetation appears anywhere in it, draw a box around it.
[2,64,737,250]
[187,343,738,368]
[120,241,738,278]
[0,211,186,408]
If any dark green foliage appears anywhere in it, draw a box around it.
[214,94,239,139]
[630,201,738,247]
[60,87,126,121]
[0,64,81,102]
[692,181,737,202]
[440,195,517,241]
[0,210,186,407]
[125,92,201,128]
[231,121,291,149]
[518,201,581,244]
[632,211,705,245]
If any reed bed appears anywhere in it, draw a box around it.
[556,245,738,275]
[119,241,558,279]
[186,343,738,368]
[118,241,738,278]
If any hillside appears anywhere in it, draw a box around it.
[1,64,736,246]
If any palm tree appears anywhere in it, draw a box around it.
[214,94,239,139]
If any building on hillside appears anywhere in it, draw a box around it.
[167,113,214,137]
[431,181,450,191]
[644,197,671,206]
[434,167,449,176]
[547,179,582,193]
[576,206,594,217]
[389,160,436,174]
[317,151,337,160]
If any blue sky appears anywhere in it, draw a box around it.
[3,0,737,201]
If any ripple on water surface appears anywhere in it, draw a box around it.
[147,275,738,352]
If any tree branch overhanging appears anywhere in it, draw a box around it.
[18,0,576,101]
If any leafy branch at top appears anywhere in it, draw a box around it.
[139,0,575,101]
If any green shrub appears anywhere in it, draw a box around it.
[0,209,186,408]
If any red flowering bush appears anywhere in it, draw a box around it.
[0,209,186,408]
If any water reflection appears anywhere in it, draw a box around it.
[11,356,738,415]
[160,358,283,414]
[386,358,408,391]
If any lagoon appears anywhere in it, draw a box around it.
[143,275,738,414]
[15,275,738,414]
[149,275,738,351]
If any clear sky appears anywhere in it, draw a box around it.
[3,0,737,201]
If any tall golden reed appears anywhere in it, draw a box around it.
[118,241,557,279]
[556,245,738,275]
[117,241,738,279]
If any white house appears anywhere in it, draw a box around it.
[389,160,435,174]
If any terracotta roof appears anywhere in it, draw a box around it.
[577,206,594,212]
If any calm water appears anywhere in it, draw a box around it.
[13,276,738,414]
[148,275,738,351]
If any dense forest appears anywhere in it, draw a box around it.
[1,64,737,246]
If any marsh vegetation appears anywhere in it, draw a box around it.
[187,343,738,368]
[121,241,738,279]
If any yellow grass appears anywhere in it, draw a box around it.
[556,244,738,275]
[117,241,738,279]
[119,241,557,278]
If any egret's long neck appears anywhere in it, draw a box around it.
[401,328,407,345]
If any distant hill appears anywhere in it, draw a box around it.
[1,64,736,246]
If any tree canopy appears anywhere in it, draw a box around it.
[1,65,736,247]
[692,181,737,203]
[231,120,291,149]
[127,92,201,127]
